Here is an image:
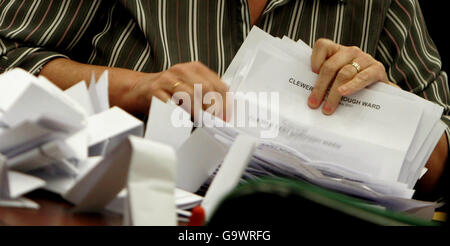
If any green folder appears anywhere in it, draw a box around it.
[208,177,441,226]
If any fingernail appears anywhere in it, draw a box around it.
[308,97,318,107]
[322,104,332,114]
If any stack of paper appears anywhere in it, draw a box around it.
[198,27,445,213]
[0,68,202,223]
[0,68,90,207]
[0,69,144,199]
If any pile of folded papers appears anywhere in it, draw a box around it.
[0,69,202,225]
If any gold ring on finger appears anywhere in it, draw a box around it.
[351,61,361,73]
[172,81,181,90]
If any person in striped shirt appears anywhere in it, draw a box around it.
[0,0,448,200]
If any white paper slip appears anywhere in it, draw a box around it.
[176,127,228,192]
[64,81,95,116]
[1,157,46,199]
[7,130,88,172]
[202,134,256,221]
[105,188,203,215]
[31,157,103,196]
[89,70,110,113]
[175,188,203,210]
[145,96,193,150]
[0,120,55,154]
[7,171,46,199]
[64,137,136,212]
[87,106,143,148]
[0,68,87,127]
[0,197,40,209]
[124,136,177,226]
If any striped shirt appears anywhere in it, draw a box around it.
[0,0,449,150]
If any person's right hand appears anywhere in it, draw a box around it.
[122,61,229,120]
[40,58,228,120]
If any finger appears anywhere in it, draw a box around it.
[322,64,357,115]
[308,48,362,109]
[338,62,387,96]
[188,64,228,102]
[311,38,341,74]
[173,62,228,96]
[182,64,228,118]
[152,90,171,103]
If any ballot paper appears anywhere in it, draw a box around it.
[88,71,110,114]
[0,68,150,213]
[30,157,103,195]
[64,81,95,116]
[87,106,144,155]
[0,68,86,127]
[123,136,177,226]
[198,26,446,215]
[176,127,228,192]
[202,134,256,220]
[4,119,86,172]
[64,137,136,212]
[0,69,90,175]
[105,188,203,215]
[145,97,193,150]
[202,123,437,215]
[0,155,44,209]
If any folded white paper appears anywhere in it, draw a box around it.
[64,138,135,212]
[0,68,86,127]
[1,155,45,201]
[64,81,95,116]
[145,96,193,150]
[124,136,177,226]
[105,188,203,215]
[87,106,143,155]
[89,71,110,114]
[202,134,256,221]
[176,127,228,192]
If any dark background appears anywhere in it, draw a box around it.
[418,0,450,224]
[418,0,449,73]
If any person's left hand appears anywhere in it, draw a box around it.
[308,38,397,115]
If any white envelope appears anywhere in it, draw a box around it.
[368,82,443,162]
[222,26,277,86]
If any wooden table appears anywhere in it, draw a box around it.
[0,190,122,226]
